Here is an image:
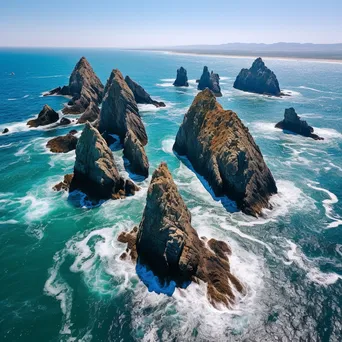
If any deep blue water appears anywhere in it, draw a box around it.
[0,48,342,341]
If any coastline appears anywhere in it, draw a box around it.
[138,49,342,65]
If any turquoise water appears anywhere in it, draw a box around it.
[0,48,342,341]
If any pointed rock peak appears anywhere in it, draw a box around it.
[203,66,209,73]
[252,57,265,69]
[174,67,189,87]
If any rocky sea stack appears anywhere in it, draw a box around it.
[46,57,104,114]
[118,163,244,308]
[27,105,59,127]
[46,130,78,153]
[125,76,165,107]
[173,67,189,87]
[99,70,148,145]
[123,130,149,178]
[275,108,324,140]
[233,57,282,96]
[54,123,139,200]
[173,89,277,216]
[197,66,222,97]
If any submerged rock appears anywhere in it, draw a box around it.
[197,66,222,97]
[61,122,138,200]
[233,57,282,96]
[27,105,59,127]
[2,128,9,134]
[275,108,324,140]
[99,69,148,145]
[173,89,277,217]
[173,67,189,87]
[77,102,100,124]
[118,163,244,308]
[46,132,78,153]
[123,129,149,178]
[46,57,104,114]
[125,75,166,107]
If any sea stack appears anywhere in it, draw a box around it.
[173,67,189,87]
[275,108,324,140]
[124,76,165,107]
[233,57,282,96]
[123,130,149,178]
[55,122,139,200]
[46,57,104,114]
[27,105,59,127]
[197,66,222,97]
[46,131,78,153]
[99,70,148,145]
[118,163,244,308]
[173,89,277,216]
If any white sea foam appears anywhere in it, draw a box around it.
[156,82,174,87]
[307,183,342,228]
[161,138,175,154]
[0,143,13,148]
[300,113,324,119]
[0,219,18,225]
[20,194,51,221]
[298,86,341,96]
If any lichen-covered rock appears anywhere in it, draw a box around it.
[173,67,189,87]
[173,89,277,216]
[99,69,148,145]
[125,75,166,107]
[27,105,59,127]
[233,57,282,96]
[46,132,78,153]
[118,163,244,308]
[67,122,138,200]
[77,102,100,124]
[197,66,222,97]
[123,129,149,178]
[275,108,324,140]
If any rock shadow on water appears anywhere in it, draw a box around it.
[174,152,239,214]
[67,189,107,209]
[123,157,147,183]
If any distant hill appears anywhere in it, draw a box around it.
[147,43,342,60]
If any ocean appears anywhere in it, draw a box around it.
[0,48,342,342]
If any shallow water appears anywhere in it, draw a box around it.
[0,48,342,341]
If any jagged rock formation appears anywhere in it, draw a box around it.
[173,67,189,87]
[123,129,149,178]
[197,66,222,97]
[2,128,9,134]
[46,131,78,153]
[125,76,166,107]
[173,89,277,216]
[118,163,244,308]
[77,102,100,124]
[46,57,104,114]
[53,174,73,191]
[27,105,59,127]
[233,57,282,96]
[99,70,148,145]
[59,117,71,126]
[53,123,139,199]
[275,108,324,140]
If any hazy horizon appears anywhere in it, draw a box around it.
[1,0,342,48]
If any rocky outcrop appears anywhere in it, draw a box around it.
[125,76,166,107]
[59,117,71,126]
[275,108,324,140]
[77,102,100,124]
[99,70,148,145]
[2,128,9,134]
[46,57,104,114]
[57,122,139,200]
[27,105,59,127]
[173,67,189,87]
[233,57,282,96]
[123,129,149,178]
[197,66,222,97]
[118,163,244,308]
[46,131,78,153]
[173,89,277,217]
[53,174,73,191]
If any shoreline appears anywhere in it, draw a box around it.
[138,49,342,64]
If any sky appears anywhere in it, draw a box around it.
[0,0,341,47]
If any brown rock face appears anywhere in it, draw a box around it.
[119,163,244,308]
[77,102,100,124]
[173,89,277,216]
[123,129,149,178]
[125,76,166,107]
[46,132,78,153]
[27,105,59,127]
[53,174,73,191]
[99,69,148,145]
